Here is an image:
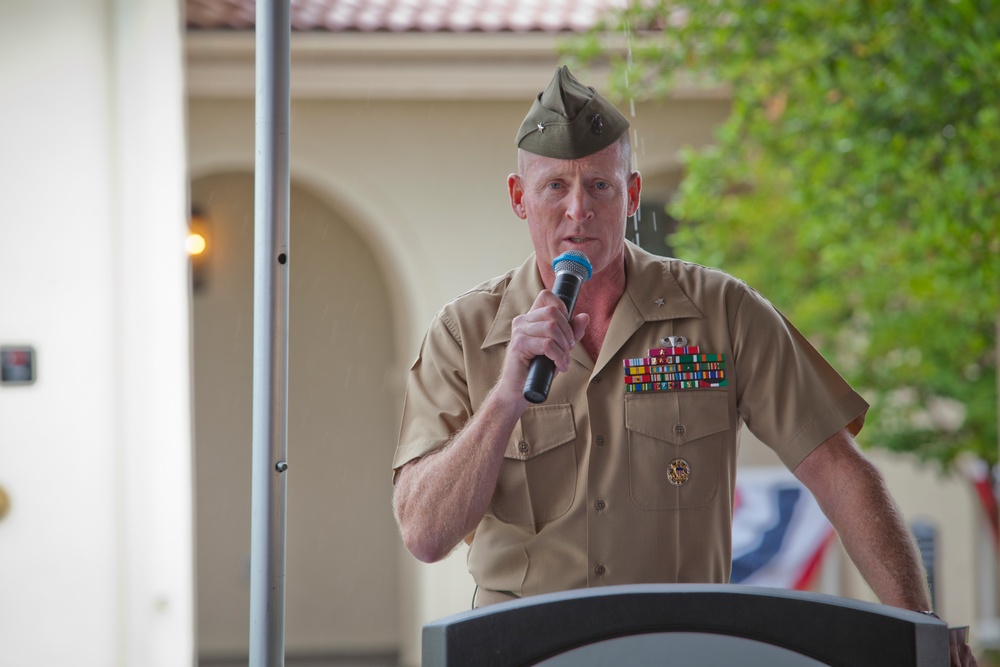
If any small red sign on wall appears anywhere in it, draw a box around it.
[1,346,35,385]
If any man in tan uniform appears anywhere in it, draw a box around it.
[392,66,975,665]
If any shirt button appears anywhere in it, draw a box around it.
[591,376,602,384]
[596,436,605,446]
[595,499,606,511]
[673,424,686,437]
[518,441,529,453]
[595,564,606,576]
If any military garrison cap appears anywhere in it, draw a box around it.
[515,65,630,160]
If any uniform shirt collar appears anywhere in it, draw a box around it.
[621,241,704,322]
[482,241,702,351]
[482,253,541,349]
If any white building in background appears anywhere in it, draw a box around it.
[0,0,193,665]
[0,1,991,666]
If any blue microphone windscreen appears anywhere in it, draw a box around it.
[552,250,592,281]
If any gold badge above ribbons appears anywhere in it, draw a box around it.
[667,458,691,486]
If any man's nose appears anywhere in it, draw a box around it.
[565,185,594,221]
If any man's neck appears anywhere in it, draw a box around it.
[562,251,626,361]
[575,254,626,319]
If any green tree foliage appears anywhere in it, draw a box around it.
[573,0,1000,466]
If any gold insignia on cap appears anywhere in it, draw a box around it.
[667,458,691,486]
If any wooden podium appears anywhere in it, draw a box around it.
[422,584,948,666]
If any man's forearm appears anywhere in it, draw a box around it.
[828,460,930,610]
[795,429,931,611]
[393,385,527,563]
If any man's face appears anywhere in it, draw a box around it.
[508,141,641,282]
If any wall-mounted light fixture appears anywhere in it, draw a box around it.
[189,207,209,292]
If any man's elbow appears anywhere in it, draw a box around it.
[393,494,451,563]
[392,461,458,563]
[400,524,451,564]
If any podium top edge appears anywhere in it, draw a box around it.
[423,583,945,628]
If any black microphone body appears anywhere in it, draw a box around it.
[523,251,592,404]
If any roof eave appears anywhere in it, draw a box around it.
[185,30,729,101]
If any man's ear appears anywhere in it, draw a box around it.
[626,171,642,217]
[508,173,528,220]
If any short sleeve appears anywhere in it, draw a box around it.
[731,284,869,470]
[392,312,474,478]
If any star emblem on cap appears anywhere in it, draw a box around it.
[654,298,665,306]
[536,123,545,133]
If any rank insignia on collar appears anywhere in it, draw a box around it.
[668,458,691,486]
[622,342,728,392]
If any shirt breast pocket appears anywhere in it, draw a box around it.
[625,390,730,510]
[491,403,577,526]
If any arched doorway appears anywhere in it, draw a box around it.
[191,172,400,663]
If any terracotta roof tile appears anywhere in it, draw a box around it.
[185,0,624,32]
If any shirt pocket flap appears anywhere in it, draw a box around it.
[625,391,729,444]
[504,403,576,460]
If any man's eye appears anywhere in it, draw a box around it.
[593,181,609,190]
[547,182,562,189]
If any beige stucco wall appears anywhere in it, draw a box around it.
[189,172,402,656]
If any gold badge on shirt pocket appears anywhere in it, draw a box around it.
[623,339,727,393]
[667,458,691,486]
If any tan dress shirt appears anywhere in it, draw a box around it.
[393,241,868,599]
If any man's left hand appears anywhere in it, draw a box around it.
[950,626,978,667]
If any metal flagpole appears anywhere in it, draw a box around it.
[249,0,291,664]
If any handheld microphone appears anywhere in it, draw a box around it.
[523,250,592,404]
